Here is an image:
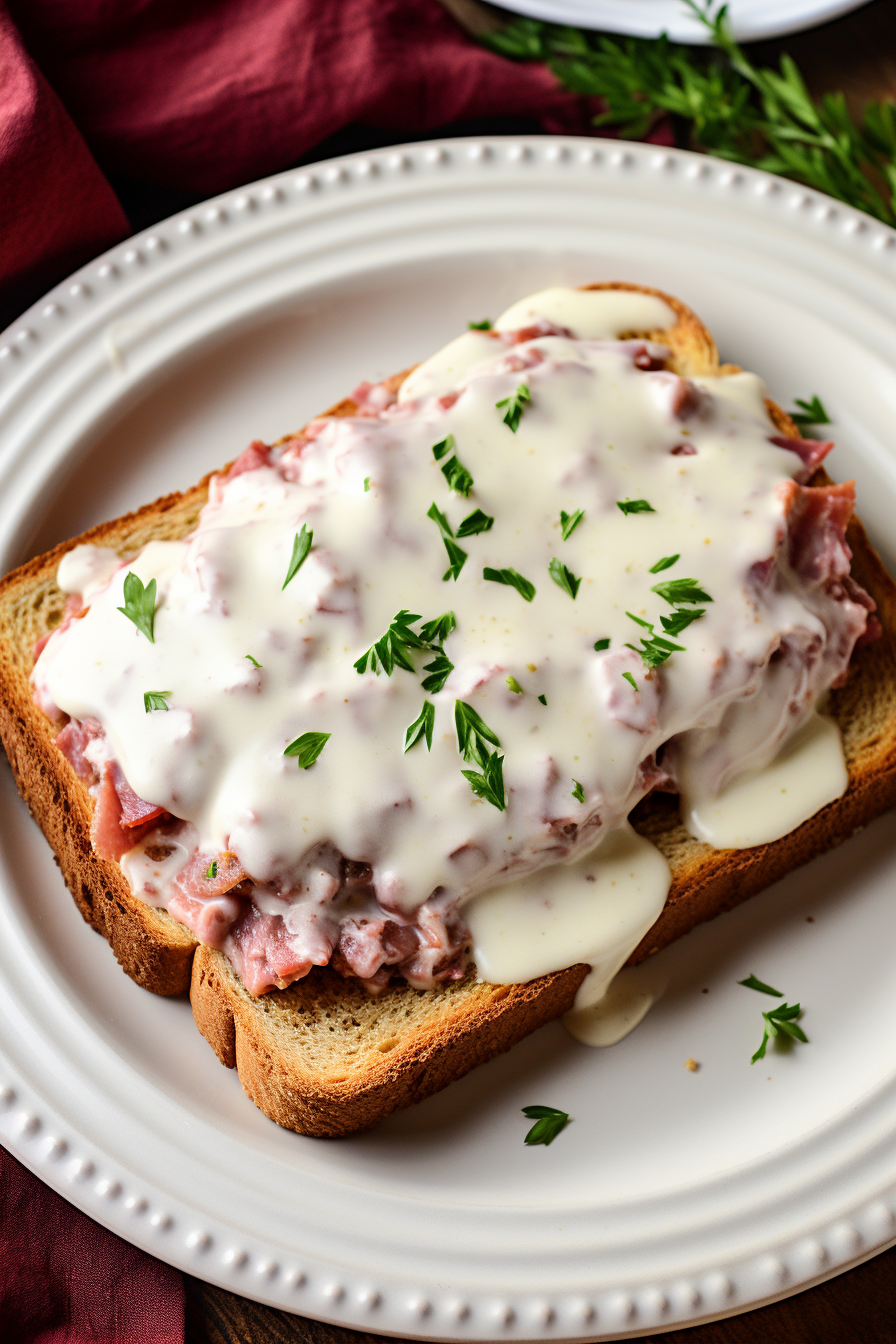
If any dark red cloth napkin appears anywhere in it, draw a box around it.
[1,1147,184,1343]
[0,0,619,322]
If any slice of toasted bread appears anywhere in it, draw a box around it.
[2,283,896,1138]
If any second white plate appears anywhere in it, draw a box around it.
[3,138,896,1340]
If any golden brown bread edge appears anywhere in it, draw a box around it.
[2,282,896,1137]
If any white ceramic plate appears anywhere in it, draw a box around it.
[3,138,896,1342]
[492,0,870,42]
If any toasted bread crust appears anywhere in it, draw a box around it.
[2,283,896,1133]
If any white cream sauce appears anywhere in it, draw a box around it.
[466,823,670,985]
[33,286,867,996]
[681,710,847,849]
[564,959,669,1047]
[493,287,676,339]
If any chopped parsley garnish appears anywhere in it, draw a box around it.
[560,507,585,540]
[363,476,371,492]
[419,611,456,644]
[791,394,831,429]
[283,731,331,769]
[506,675,523,694]
[660,608,706,636]
[483,566,536,602]
[624,612,685,669]
[751,1002,808,1064]
[354,610,430,677]
[427,501,468,581]
[455,700,501,767]
[522,1105,569,1146]
[649,553,680,574]
[537,693,547,705]
[206,861,218,880]
[548,556,582,599]
[245,654,262,668]
[572,780,585,803]
[622,671,638,691]
[462,751,506,811]
[421,649,454,693]
[433,434,474,496]
[456,508,494,537]
[282,524,313,589]
[404,700,435,753]
[617,498,655,515]
[739,974,784,997]
[468,318,492,330]
[593,637,610,651]
[143,690,171,712]
[118,573,157,643]
[496,383,531,432]
[652,577,713,606]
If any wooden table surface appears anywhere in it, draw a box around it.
[179,3,896,1340]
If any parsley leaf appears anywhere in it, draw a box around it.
[506,675,523,694]
[456,508,494,537]
[419,611,456,644]
[560,507,585,540]
[624,611,685,668]
[483,566,536,601]
[421,649,454,693]
[354,610,429,676]
[791,395,831,429]
[455,700,502,767]
[652,577,713,606]
[404,700,435,753]
[739,974,784,997]
[206,860,218,880]
[363,476,371,492]
[283,731,331,769]
[282,524,313,589]
[427,502,468,581]
[537,693,547,705]
[649,553,680,574]
[622,671,638,691]
[433,434,474,495]
[469,318,492,330]
[143,690,171,712]
[462,751,506,811]
[548,556,582,599]
[245,654,262,668]
[617,499,655,514]
[751,1002,808,1064]
[572,780,585,803]
[118,573,157,643]
[496,383,531,432]
[522,1105,569,1146]
[660,608,706,636]
[593,637,610,651]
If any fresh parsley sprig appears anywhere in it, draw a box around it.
[469,318,492,330]
[649,553,680,574]
[455,700,502,767]
[791,395,832,429]
[652,577,713,606]
[143,690,171,712]
[284,731,331,769]
[752,1002,808,1064]
[522,1105,570,1146]
[118,573,157,642]
[462,750,507,811]
[482,1,896,231]
[419,611,457,644]
[506,675,524,694]
[205,860,218,880]
[354,610,431,677]
[483,566,536,601]
[739,973,783,997]
[560,507,585,539]
[496,383,531,432]
[548,556,582,599]
[617,499,655,515]
[282,524,313,589]
[457,508,494,537]
[571,780,585,803]
[404,700,435,753]
[245,654,262,668]
[421,649,454,693]
[428,502,468,582]
[433,434,474,496]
